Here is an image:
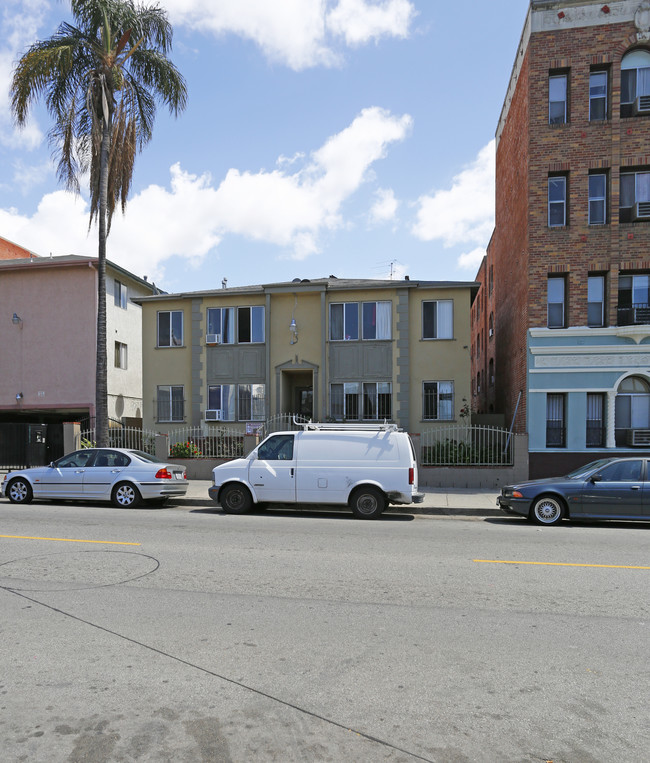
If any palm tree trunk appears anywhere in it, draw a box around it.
[95,111,111,447]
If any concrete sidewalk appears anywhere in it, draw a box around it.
[180,480,502,517]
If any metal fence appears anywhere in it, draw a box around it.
[167,425,245,459]
[256,413,310,441]
[421,424,513,466]
[79,425,157,455]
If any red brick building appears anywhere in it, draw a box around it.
[473,0,650,477]
[0,235,38,260]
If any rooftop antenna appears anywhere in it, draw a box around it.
[222,277,228,289]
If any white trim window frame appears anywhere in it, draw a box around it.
[549,73,568,124]
[114,341,127,369]
[330,382,360,420]
[362,382,392,420]
[423,381,454,421]
[361,301,392,340]
[157,385,184,422]
[206,307,234,344]
[114,279,128,309]
[329,302,359,341]
[237,306,265,344]
[238,383,266,421]
[589,70,608,121]
[422,299,453,339]
[548,176,567,227]
[587,275,605,328]
[547,276,566,329]
[208,384,236,421]
[588,173,607,225]
[157,310,183,347]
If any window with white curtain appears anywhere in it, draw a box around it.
[362,301,392,340]
[422,300,453,339]
[546,393,566,447]
[423,381,454,420]
[586,393,605,447]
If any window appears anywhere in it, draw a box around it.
[488,312,494,338]
[619,170,650,222]
[489,265,494,295]
[488,358,495,387]
[206,307,234,343]
[618,274,650,325]
[589,69,608,120]
[114,341,127,369]
[157,385,184,422]
[546,393,565,447]
[548,176,567,226]
[114,279,128,309]
[238,383,266,420]
[588,275,605,327]
[330,382,391,420]
[238,306,265,343]
[422,300,453,339]
[615,376,650,445]
[258,434,294,461]
[621,49,650,116]
[423,381,454,420]
[157,310,183,347]
[588,173,607,225]
[549,73,568,124]
[547,277,566,328]
[598,459,643,481]
[207,384,236,421]
[362,302,392,340]
[329,303,359,341]
[587,393,605,448]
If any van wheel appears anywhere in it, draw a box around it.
[350,486,386,519]
[220,483,253,514]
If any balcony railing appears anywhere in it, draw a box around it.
[617,303,650,326]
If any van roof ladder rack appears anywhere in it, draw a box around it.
[293,417,400,432]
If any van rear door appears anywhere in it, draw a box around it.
[248,433,297,502]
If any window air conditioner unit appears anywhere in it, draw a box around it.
[206,333,221,345]
[205,409,223,421]
[633,95,650,115]
[632,201,650,221]
[489,328,494,337]
[628,428,650,446]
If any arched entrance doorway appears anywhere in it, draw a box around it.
[615,375,650,446]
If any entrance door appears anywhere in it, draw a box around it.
[295,387,313,419]
[249,433,296,502]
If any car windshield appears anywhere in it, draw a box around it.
[566,459,612,479]
[128,450,160,464]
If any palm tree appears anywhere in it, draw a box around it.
[11,0,187,446]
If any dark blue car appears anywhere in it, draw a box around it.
[497,457,650,525]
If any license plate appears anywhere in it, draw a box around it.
[175,473,183,480]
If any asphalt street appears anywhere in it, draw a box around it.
[1,498,649,762]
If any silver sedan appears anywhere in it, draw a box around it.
[1,448,188,508]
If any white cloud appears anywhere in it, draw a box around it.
[369,187,398,224]
[457,247,485,272]
[0,106,412,279]
[11,158,53,194]
[0,0,48,148]
[412,140,495,249]
[160,0,416,70]
[326,0,415,46]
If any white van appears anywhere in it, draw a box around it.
[209,422,424,519]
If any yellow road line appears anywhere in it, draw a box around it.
[0,534,140,546]
[473,559,650,570]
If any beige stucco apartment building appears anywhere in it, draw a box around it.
[136,277,478,434]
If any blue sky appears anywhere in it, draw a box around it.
[0,0,528,293]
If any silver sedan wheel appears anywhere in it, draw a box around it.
[112,482,141,508]
[7,478,33,504]
[531,495,564,525]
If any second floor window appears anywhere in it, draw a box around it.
[206,307,234,343]
[362,301,391,340]
[547,277,566,328]
[238,306,265,343]
[548,176,567,226]
[422,300,453,339]
[157,310,183,347]
[621,49,650,116]
[549,73,568,124]
[114,279,127,309]
[114,341,127,369]
[330,302,359,341]
[588,173,607,225]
